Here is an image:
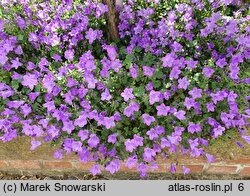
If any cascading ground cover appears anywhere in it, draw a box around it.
[0,0,249,177]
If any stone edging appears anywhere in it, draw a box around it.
[0,158,250,176]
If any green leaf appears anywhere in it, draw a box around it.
[124,55,133,69]
[17,34,24,41]
[154,70,163,79]
[11,80,19,90]
[134,86,145,97]
[133,128,138,133]
[153,80,162,88]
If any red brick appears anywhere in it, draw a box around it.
[176,165,204,173]
[0,160,8,168]
[120,163,168,173]
[43,161,73,169]
[157,157,207,165]
[177,158,208,164]
[73,162,96,170]
[227,159,250,165]
[156,158,175,164]
[8,160,41,169]
[119,163,137,172]
[189,165,205,173]
[151,164,168,173]
[240,167,250,176]
[207,166,237,174]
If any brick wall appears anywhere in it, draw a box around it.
[0,137,250,178]
[0,158,250,177]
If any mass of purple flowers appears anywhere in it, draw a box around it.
[0,0,249,177]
